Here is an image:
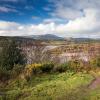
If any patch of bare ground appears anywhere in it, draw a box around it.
[88,77,100,89]
[88,70,100,89]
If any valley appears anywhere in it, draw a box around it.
[0,36,100,100]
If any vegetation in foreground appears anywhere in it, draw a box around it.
[0,39,100,100]
[0,71,100,100]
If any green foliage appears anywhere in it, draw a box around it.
[0,72,100,100]
[32,66,41,74]
[54,63,69,72]
[11,65,25,78]
[0,67,10,82]
[96,57,100,67]
[0,72,94,100]
[54,60,84,73]
[90,57,100,68]
[0,40,26,70]
[4,90,21,100]
[68,60,84,72]
[40,63,54,73]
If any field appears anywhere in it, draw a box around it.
[0,71,100,100]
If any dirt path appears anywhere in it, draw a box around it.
[88,76,100,89]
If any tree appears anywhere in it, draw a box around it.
[0,39,26,70]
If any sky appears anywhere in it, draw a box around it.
[0,0,100,38]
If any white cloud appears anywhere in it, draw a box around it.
[53,7,83,20]
[0,6,17,13]
[0,0,100,38]
[0,0,19,2]
[43,18,67,23]
[0,8,100,39]
[49,0,100,20]
[55,9,100,34]
[0,21,56,36]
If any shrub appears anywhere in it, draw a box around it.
[0,40,26,71]
[23,63,54,81]
[96,57,100,67]
[40,63,54,73]
[54,63,69,73]
[11,65,25,78]
[23,63,42,81]
[0,67,10,82]
[68,60,84,72]
[90,57,100,68]
[26,63,42,74]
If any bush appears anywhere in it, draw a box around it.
[54,63,69,73]
[90,57,100,68]
[96,57,100,67]
[0,68,10,82]
[23,64,42,81]
[40,63,54,73]
[68,60,84,72]
[23,63,54,81]
[11,65,25,78]
[0,40,26,71]
[26,63,42,74]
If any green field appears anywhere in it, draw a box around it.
[0,72,100,100]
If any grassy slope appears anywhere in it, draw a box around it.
[1,72,99,100]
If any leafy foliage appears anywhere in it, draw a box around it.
[68,60,84,72]
[40,63,54,73]
[0,72,94,100]
[54,63,69,72]
[0,67,10,82]
[0,40,26,70]
[90,57,100,68]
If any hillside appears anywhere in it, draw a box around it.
[26,34,64,40]
[0,36,100,64]
[0,36,100,100]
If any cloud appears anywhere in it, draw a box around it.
[0,21,20,30]
[52,7,84,20]
[49,0,100,20]
[43,7,52,11]
[0,0,100,38]
[0,10,100,39]
[55,9,100,34]
[0,0,27,4]
[43,18,67,24]
[0,6,18,13]
[0,0,19,2]
[0,0,18,3]
[25,6,34,10]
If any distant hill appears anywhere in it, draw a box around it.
[0,35,100,43]
[26,34,64,40]
[71,38,100,43]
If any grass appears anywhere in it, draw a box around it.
[88,88,100,100]
[0,71,96,100]
[0,70,100,100]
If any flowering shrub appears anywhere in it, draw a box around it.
[25,63,54,76]
[25,63,42,75]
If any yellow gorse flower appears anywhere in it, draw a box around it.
[26,63,43,69]
[24,63,43,75]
